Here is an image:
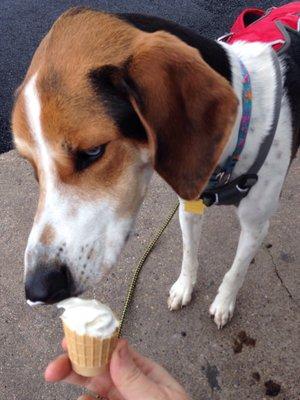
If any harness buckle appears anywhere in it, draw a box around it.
[201,174,258,207]
[215,170,231,185]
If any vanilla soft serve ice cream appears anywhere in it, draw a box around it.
[58,298,119,377]
[58,298,119,338]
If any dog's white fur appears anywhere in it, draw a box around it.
[24,75,55,190]
[168,41,293,327]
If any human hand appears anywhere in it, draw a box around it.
[45,338,190,400]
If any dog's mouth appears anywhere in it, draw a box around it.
[26,288,83,307]
[26,281,83,307]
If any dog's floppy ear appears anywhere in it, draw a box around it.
[91,31,238,199]
[123,31,238,199]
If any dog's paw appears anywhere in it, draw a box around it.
[209,293,236,329]
[168,276,194,311]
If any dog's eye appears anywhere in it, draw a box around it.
[75,145,106,172]
[85,146,104,157]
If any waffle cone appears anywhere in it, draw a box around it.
[63,323,118,377]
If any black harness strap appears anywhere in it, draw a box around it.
[201,50,283,207]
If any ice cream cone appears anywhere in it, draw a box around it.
[63,323,119,377]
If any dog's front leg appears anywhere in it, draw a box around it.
[210,216,270,328]
[168,198,203,310]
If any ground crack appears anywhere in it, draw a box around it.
[265,246,297,304]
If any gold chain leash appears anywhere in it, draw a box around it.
[118,201,179,337]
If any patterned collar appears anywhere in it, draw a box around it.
[208,59,252,189]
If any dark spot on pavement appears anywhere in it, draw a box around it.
[265,243,273,249]
[203,363,221,391]
[250,258,255,264]
[233,339,243,353]
[238,331,256,346]
[264,380,281,396]
[233,331,256,353]
[181,331,187,337]
[252,372,261,382]
[280,252,294,263]
[243,337,256,347]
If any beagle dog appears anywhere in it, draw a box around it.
[12,7,299,328]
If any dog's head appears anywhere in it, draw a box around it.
[11,9,237,304]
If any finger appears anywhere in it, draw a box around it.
[110,340,163,400]
[128,346,184,391]
[45,354,72,381]
[45,352,124,399]
[45,354,87,386]
[61,337,67,351]
[127,347,157,375]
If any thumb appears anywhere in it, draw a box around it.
[110,340,162,400]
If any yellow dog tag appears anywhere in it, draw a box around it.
[184,199,206,215]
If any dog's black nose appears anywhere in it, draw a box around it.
[25,265,73,304]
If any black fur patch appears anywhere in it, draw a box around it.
[88,65,147,142]
[116,13,232,83]
[281,28,300,159]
